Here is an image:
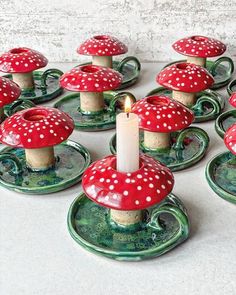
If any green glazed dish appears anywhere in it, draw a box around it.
[0,140,91,194]
[147,87,224,123]
[79,57,141,90]
[227,79,236,95]
[164,57,234,90]
[206,152,236,204]
[68,193,189,261]
[4,69,63,104]
[110,127,209,171]
[54,91,135,131]
[215,110,236,138]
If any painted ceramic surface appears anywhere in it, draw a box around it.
[68,193,189,261]
[4,70,63,104]
[80,59,141,90]
[110,127,209,172]
[147,87,223,122]
[54,92,133,131]
[164,59,234,90]
[0,140,90,194]
[215,110,236,138]
[206,152,236,204]
[227,79,236,95]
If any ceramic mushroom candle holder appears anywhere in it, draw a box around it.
[215,92,236,138]
[0,107,91,194]
[110,95,209,171]
[77,35,141,89]
[0,47,63,104]
[148,62,224,122]
[68,154,189,260]
[168,35,234,89]
[206,124,236,204]
[55,65,135,131]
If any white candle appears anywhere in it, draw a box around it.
[116,98,140,173]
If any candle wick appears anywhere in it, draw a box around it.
[126,112,129,118]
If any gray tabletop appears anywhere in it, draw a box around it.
[1,62,236,295]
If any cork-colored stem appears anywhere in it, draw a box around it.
[92,55,113,68]
[0,107,4,123]
[110,209,143,226]
[80,92,104,113]
[25,147,55,170]
[12,72,34,89]
[187,56,206,67]
[172,90,196,107]
[144,130,171,149]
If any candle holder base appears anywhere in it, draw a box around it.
[227,79,236,95]
[147,87,224,122]
[215,110,236,138]
[68,193,189,261]
[163,58,234,90]
[206,152,236,204]
[0,140,91,194]
[78,58,141,90]
[4,69,63,104]
[54,91,135,131]
[110,127,209,172]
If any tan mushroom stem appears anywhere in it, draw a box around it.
[80,92,105,113]
[92,56,113,68]
[187,56,206,67]
[12,72,34,89]
[25,147,55,170]
[0,107,4,122]
[144,130,171,149]
[110,209,143,226]
[172,90,196,107]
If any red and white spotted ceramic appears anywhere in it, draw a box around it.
[82,154,174,210]
[0,107,74,148]
[157,62,214,93]
[224,124,236,155]
[0,47,48,73]
[0,77,21,107]
[172,36,226,58]
[77,35,128,56]
[229,93,236,108]
[60,65,123,92]
[131,95,194,132]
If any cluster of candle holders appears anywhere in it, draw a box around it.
[0,34,235,260]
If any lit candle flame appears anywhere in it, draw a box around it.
[124,96,132,113]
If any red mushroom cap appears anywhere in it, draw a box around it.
[0,47,48,73]
[131,95,194,132]
[172,35,226,58]
[157,62,214,93]
[0,107,74,148]
[60,65,122,92]
[82,154,174,210]
[77,35,128,56]
[229,93,236,108]
[0,77,21,107]
[224,124,236,155]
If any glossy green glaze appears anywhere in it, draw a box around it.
[79,58,141,89]
[215,110,236,138]
[110,127,209,171]
[206,152,236,204]
[164,58,234,89]
[147,87,224,122]
[68,193,189,261]
[4,69,63,104]
[0,140,91,194]
[227,79,236,95]
[54,91,135,131]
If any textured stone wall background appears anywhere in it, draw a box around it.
[0,0,235,63]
